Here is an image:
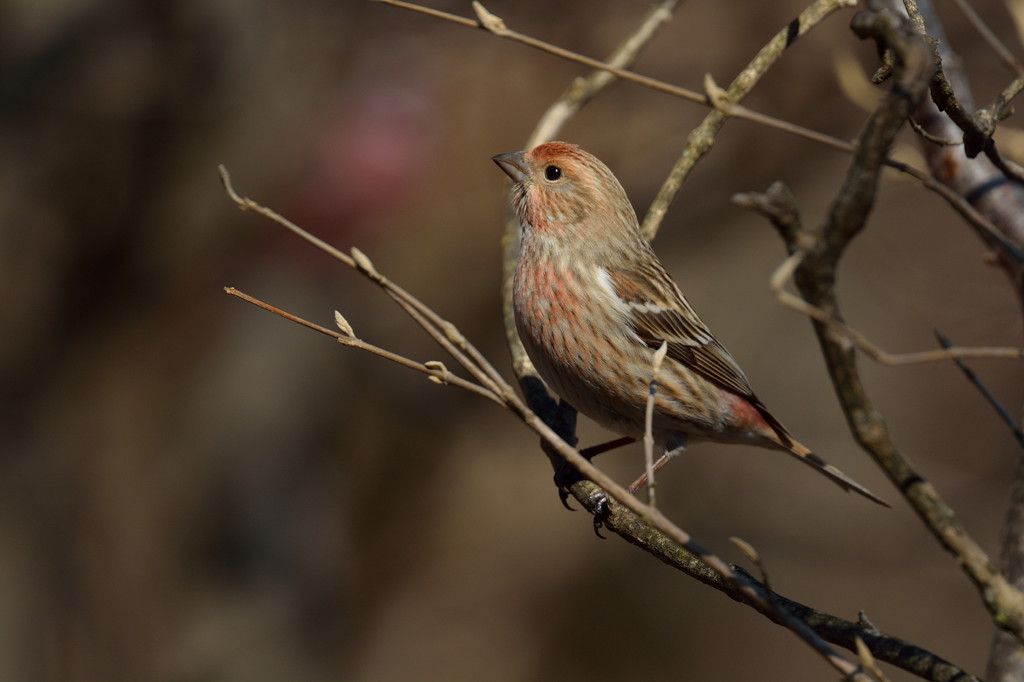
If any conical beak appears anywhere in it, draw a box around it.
[492,151,528,183]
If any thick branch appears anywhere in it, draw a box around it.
[568,478,978,682]
[890,0,1024,677]
[900,0,1024,282]
[771,5,1024,643]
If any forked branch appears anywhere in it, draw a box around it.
[742,4,1024,643]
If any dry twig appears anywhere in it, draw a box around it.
[641,0,856,239]
[751,3,1024,643]
[642,341,669,507]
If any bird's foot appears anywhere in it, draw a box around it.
[554,436,636,507]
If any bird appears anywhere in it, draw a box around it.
[493,141,886,506]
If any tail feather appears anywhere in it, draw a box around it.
[787,439,889,507]
[748,398,888,507]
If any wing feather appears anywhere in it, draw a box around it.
[605,263,797,446]
[604,264,756,401]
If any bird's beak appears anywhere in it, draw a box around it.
[492,151,528,183]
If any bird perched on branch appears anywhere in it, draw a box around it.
[493,141,886,506]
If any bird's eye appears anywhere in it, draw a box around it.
[544,165,562,182]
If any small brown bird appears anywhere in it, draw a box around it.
[494,141,886,506]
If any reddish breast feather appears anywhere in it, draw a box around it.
[516,260,577,332]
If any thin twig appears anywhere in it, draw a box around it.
[730,537,777,603]
[881,157,1024,266]
[907,116,962,146]
[935,330,1024,448]
[219,165,509,397]
[375,0,865,164]
[767,251,1024,364]
[641,0,857,239]
[527,0,679,147]
[643,341,668,507]
[373,0,705,103]
[380,0,1024,265]
[951,0,1024,77]
[224,287,502,403]
[733,183,1024,365]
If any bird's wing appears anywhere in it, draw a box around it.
[604,263,758,400]
[604,261,797,448]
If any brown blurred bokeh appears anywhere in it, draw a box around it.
[1,0,1021,680]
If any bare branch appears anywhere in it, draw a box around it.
[900,0,1024,272]
[760,4,1024,643]
[375,0,704,104]
[642,341,668,507]
[525,0,680,147]
[220,165,509,397]
[224,288,501,403]
[765,250,1024,365]
[949,0,1024,139]
[378,0,1024,259]
[935,330,1024,448]
[883,3,1024,675]
[734,183,1024,364]
[902,0,1024,168]
[641,0,857,240]
[375,0,878,164]
[951,0,1024,76]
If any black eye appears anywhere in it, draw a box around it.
[544,165,562,181]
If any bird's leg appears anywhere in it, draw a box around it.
[554,436,636,505]
[580,436,636,459]
[627,434,687,494]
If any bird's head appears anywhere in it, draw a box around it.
[493,141,638,242]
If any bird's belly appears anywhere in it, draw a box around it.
[513,258,760,446]
[514,263,674,438]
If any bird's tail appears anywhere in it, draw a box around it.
[785,439,889,507]
[750,398,888,507]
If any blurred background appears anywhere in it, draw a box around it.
[0,0,1022,679]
